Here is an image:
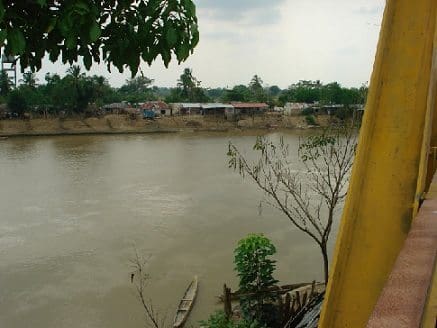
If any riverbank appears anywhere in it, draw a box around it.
[0,114,332,137]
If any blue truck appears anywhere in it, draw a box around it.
[142,109,155,119]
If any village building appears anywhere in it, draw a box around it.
[141,101,171,116]
[201,103,234,116]
[102,102,130,114]
[173,103,202,115]
[321,104,345,115]
[283,102,313,116]
[231,102,269,116]
[273,106,284,113]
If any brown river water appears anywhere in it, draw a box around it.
[0,131,340,328]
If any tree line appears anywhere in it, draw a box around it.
[0,67,367,117]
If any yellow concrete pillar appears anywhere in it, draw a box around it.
[318,0,437,327]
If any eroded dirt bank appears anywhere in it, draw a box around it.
[0,114,331,137]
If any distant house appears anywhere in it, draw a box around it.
[102,102,130,114]
[0,103,7,119]
[141,101,171,116]
[322,104,344,115]
[283,103,312,116]
[201,103,234,116]
[174,103,203,115]
[231,102,268,116]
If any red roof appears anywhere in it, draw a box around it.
[231,102,268,108]
[141,101,169,110]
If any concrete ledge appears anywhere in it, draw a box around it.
[367,175,437,327]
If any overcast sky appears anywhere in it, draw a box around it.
[19,0,385,89]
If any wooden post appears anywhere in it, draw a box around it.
[302,291,308,307]
[284,292,292,324]
[290,297,297,317]
[278,294,284,324]
[295,291,302,310]
[223,284,232,319]
[310,280,316,300]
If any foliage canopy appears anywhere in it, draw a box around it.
[0,0,199,74]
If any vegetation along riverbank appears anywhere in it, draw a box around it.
[0,114,337,137]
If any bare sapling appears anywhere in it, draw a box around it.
[227,124,357,283]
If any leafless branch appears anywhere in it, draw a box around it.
[130,251,168,328]
[227,123,357,282]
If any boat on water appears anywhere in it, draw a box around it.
[173,276,198,328]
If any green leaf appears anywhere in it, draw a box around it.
[0,1,4,22]
[83,52,92,70]
[0,29,6,46]
[7,28,26,55]
[161,49,171,67]
[46,17,57,33]
[73,1,90,15]
[165,26,177,47]
[184,0,196,17]
[65,36,76,50]
[176,42,189,62]
[89,22,101,42]
[36,0,47,7]
[191,28,199,48]
[49,47,60,62]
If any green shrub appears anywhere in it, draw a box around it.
[200,311,263,328]
[234,233,279,326]
[7,90,28,116]
[333,107,353,120]
[305,115,317,125]
[301,107,315,115]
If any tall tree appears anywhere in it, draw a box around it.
[20,71,38,88]
[119,75,155,103]
[0,0,199,74]
[222,85,251,102]
[249,75,267,102]
[176,68,208,102]
[0,70,13,97]
[62,65,94,112]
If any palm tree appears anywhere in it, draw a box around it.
[0,70,13,96]
[20,71,38,88]
[66,65,85,86]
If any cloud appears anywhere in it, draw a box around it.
[198,0,286,25]
[353,5,384,15]
[19,0,385,89]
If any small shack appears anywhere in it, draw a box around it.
[102,102,130,114]
[176,103,203,115]
[321,104,344,115]
[141,101,171,116]
[231,102,268,116]
[283,103,313,116]
[202,103,234,117]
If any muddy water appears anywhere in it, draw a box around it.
[0,132,339,328]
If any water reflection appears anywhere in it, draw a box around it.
[0,132,336,328]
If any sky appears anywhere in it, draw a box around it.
[17,0,385,89]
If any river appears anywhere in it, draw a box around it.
[0,132,340,328]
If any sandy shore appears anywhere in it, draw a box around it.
[0,114,331,137]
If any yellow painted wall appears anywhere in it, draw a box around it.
[319,0,437,327]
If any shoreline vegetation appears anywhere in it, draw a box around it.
[0,113,334,138]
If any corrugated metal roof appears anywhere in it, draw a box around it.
[103,102,129,109]
[178,103,202,108]
[231,102,268,108]
[201,103,234,109]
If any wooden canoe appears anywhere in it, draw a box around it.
[173,276,198,328]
